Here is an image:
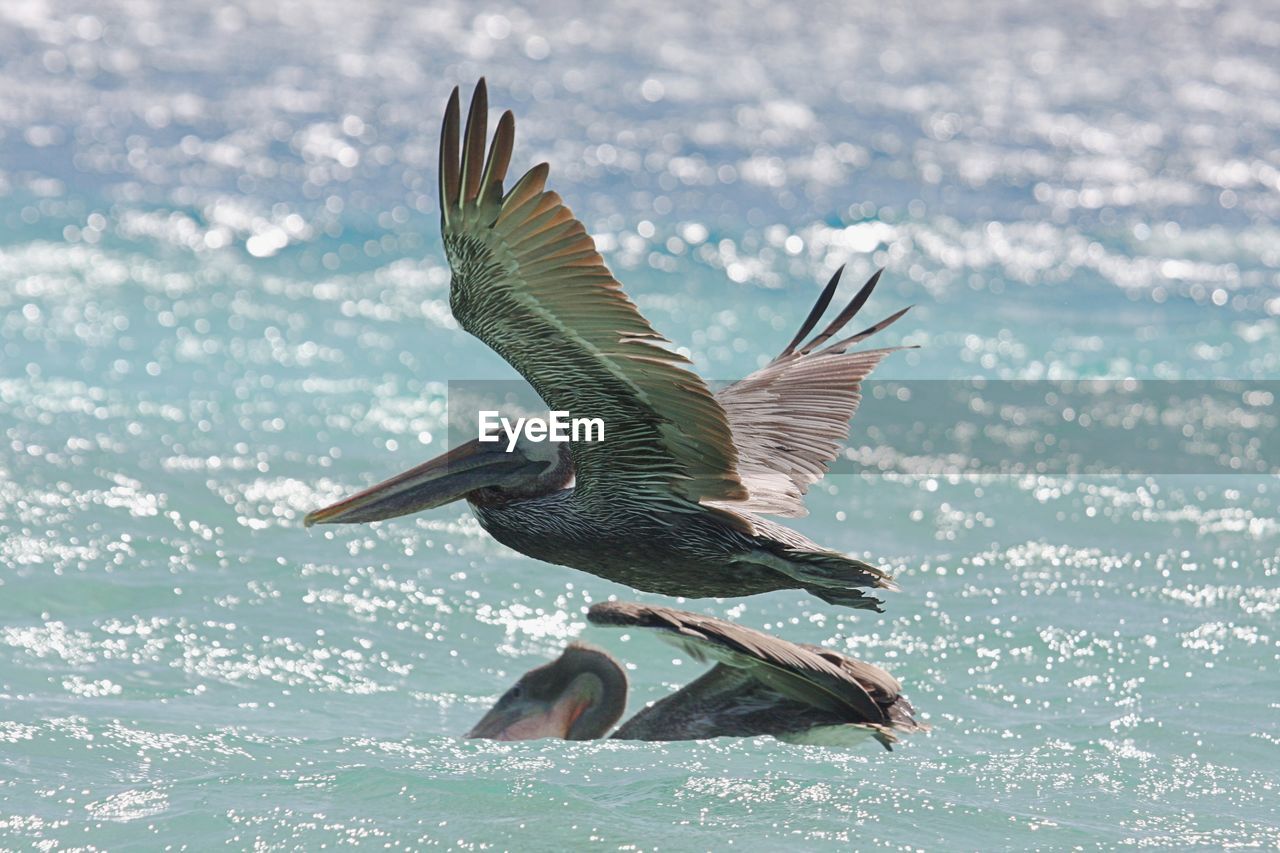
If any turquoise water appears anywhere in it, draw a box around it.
[2,1,1279,848]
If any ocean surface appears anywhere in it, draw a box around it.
[2,0,1278,849]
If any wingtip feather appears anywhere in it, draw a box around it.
[798,267,884,355]
[781,265,844,358]
[822,303,912,353]
[439,87,462,227]
[460,79,489,205]
[479,110,516,208]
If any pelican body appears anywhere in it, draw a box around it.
[467,602,927,748]
[305,81,913,610]
[470,465,888,604]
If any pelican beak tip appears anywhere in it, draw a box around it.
[302,507,332,528]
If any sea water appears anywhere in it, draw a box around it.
[1,0,1278,848]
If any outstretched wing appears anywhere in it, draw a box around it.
[712,267,911,517]
[588,601,886,725]
[440,80,746,511]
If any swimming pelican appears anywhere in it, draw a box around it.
[305,80,912,609]
[466,601,926,748]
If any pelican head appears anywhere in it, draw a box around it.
[466,643,628,741]
[304,437,571,527]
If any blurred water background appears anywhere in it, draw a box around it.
[2,0,1278,848]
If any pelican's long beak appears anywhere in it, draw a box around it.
[466,694,589,741]
[466,699,548,740]
[304,438,540,527]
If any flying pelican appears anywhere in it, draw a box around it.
[305,80,912,609]
[466,601,926,748]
